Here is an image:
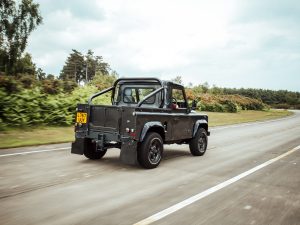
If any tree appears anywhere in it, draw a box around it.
[60,49,111,83]
[0,0,42,75]
[90,71,117,90]
[201,82,209,93]
[46,74,55,80]
[172,75,183,84]
[85,49,96,81]
[95,55,110,76]
[59,49,85,82]
[36,67,45,80]
[209,85,223,95]
[85,49,110,81]
[14,52,36,75]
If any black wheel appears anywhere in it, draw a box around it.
[138,132,163,169]
[189,128,208,156]
[83,139,107,160]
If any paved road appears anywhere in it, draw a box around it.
[0,111,299,225]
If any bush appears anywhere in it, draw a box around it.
[2,88,45,126]
[196,93,267,113]
[221,100,238,113]
[63,80,78,93]
[19,74,36,88]
[197,101,226,112]
[0,85,111,127]
[41,79,63,94]
[214,103,226,112]
[0,117,6,131]
[0,75,21,93]
[90,72,117,90]
[185,88,196,101]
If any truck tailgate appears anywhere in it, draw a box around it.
[89,106,121,132]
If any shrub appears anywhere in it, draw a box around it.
[272,103,300,109]
[63,80,78,93]
[19,74,36,88]
[196,93,267,112]
[90,72,117,90]
[41,79,63,94]
[185,88,196,100]
[213,103,225,112]
[221,100,238,113]
[197,102,226,112]
[0,75,21,93]
[0,84,112,127]
[2,88,45,126]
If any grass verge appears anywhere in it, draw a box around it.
[206,109,293,127]
[0,126,74,149]
[0,109,293,149]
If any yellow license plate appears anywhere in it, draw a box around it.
[76,112,87,123]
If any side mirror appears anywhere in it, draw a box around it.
[191,100,197,110]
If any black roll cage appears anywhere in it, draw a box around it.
[88,78,164,107]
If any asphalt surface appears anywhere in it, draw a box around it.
[0,111,300,225]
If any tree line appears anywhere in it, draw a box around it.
[221,88,300,109]
[172,76,300,109]
[59,49,117,83]
[196,84,300,109]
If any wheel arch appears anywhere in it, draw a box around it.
[139,121,165,142]
[192,120,208,138]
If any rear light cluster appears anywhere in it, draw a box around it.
[74,122,83,132]
[75,123,83,127]
[125,128,136,138]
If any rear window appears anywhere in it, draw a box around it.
[123,87,155,104]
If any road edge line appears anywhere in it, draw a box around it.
[133,144,300,225]
[0,147,70,157]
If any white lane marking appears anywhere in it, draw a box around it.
[134,145,300,225]
[210,113,296,131]
[0,147,70,157]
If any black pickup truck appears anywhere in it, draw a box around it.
[71,78,210,169]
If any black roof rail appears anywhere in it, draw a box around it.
[113,77,163,87]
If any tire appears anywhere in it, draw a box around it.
[138,132,163,169]
[83,139,107,160]
[189,128,208,156]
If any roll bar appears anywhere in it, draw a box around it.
[137,87,164,107]
[88,86,114,104]
[113,77,162,87]
[88,78,164,105]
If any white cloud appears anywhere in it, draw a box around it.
[27,0,300,91]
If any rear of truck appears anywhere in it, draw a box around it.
[70,77,209,169]
[71,103,139,164]
[71,78,164,166]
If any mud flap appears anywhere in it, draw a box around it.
[71,138,86,155]
[120,140,138,165]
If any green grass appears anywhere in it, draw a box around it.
[205,109,293,127]
[0,109,293,149]
[0,126,74,149]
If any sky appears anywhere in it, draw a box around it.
[27,0,300,91]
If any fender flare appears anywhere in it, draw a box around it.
[140,121,164,142]
[193,120,208,137]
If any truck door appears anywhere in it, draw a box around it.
[170,86,193,140]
